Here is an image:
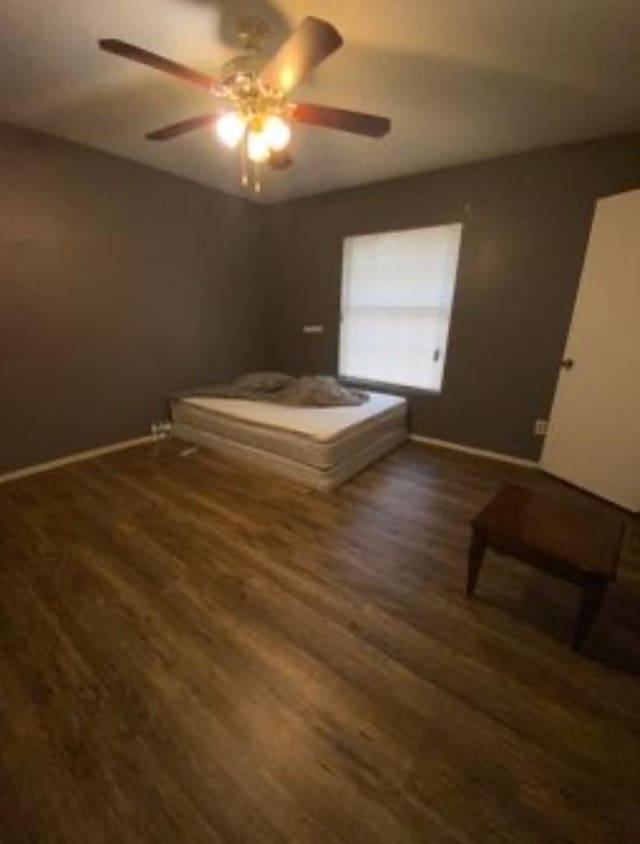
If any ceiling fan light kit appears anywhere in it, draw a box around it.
[263,116,291,152]
[215,112,246,149]
[98,16,391,194]
[213,66,294,190]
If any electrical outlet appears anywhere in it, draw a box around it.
[534,419,549,436]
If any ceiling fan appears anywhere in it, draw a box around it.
[98,16,391,193]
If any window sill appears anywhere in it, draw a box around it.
[339,375,442,398]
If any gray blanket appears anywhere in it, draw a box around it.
[178,373,369,407]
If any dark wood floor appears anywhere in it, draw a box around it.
[0,440,639,844]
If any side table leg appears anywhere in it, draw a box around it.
[573,580,607,651]
[466,530,486,597]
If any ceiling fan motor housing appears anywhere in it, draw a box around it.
[236,16,273,52]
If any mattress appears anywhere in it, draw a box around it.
[178,391,405,440]
[171,391,407,471]
[171,422,407,491]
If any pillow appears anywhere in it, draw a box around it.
[233,371,293,392]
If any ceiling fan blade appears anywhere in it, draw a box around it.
[99,39,217,92]
[146,114,218,141]
[292,103,391,138]
[259,17,343,94]
[268,149,294,170]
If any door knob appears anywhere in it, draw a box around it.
[561,358,574,370]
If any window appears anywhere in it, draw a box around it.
[338,223,462,392]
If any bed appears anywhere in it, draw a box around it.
[170,390,407,490]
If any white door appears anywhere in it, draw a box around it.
[542,188,640,512]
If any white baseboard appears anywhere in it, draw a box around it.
[0,435,155,485]
[410,434,538,468]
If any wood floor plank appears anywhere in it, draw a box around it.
[0,440,638,843]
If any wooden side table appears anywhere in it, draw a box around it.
[467,485,626,650]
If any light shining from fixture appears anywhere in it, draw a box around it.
[247,130,271,162]
[263,116,291,152]
[279,66,296,91]
[215,112,246,149]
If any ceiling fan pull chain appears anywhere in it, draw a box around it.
[241,134,249,187]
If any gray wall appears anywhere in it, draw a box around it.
[265,133,640,460]
[3,123,638,474]
[0,121,266,473]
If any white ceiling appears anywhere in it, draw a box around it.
[2,0,639,204]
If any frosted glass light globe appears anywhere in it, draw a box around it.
[247,130,270,163]
[215,112,246,149]
[264,116,291,151]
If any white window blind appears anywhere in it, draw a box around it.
[338,223,462,391]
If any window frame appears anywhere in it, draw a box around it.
[337,223,463,395]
